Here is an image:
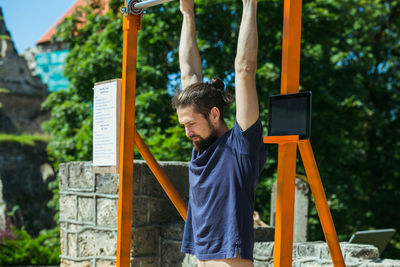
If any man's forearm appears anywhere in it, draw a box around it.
[235,0,258,76]
[234,0,259,130]
[179,5,202,89]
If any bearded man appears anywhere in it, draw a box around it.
[172,0,267,265]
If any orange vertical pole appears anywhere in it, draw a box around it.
[134,129,187,221]
[298,140,345,267]
[273,0,303,266]
[280,0,302,94]
[273,142,297,266]
[116,5,142,267]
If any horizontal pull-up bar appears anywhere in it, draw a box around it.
[134,0,176,10]
[123,0,176,15]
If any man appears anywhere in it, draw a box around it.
[172,0,267,265]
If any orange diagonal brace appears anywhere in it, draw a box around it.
[280,0,303,95]
[134,129,187,221]
[116,8,142,267]
[298,140,345,267]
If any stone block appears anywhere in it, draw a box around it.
[60,195,76,221]
[294,257,319,267]
[59,163,69,191]
[96,173,119,194]
[147,174,167,199]
[363,259,400,267]
[158,161,189,202]
[132,196,149,226]
[97,260,116,267]
[97,198,118,227]
[61,259,92,267]
[67,233,77,257]
[254,226,275,242]
[301,262,333,267]
[253,260,273,267]
[131,257,158,267]
[254,242,274,261]
[77,197,94,223]
[68,223,79,231]
[94,166,117,174]
[68,162,94,190]
[132,161,146,195]
[78,229,117,257]
[161,221,185,241]
[161,239,185,266]
[149,198,178,224]
[131,227,159,257]
[294,242,321,259]
[134,161,189,201]
[314,242,331,259]
[60,227,65,255]
[344,243,379,262]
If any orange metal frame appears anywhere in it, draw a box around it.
[267,0,345,266]
[264,137,345,266]
[117,0,345,266]
[116,2,187,266]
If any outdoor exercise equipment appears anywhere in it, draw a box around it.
[116,0,345,266]
[117,1,186,266]
[263,0,345,266]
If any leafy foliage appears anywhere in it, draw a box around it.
[0,227,60,265]
[41,0,400,258]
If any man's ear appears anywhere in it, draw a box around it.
[209,107,220,124]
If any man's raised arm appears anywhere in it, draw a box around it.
[234,0,259,130]
[179,0,202,89]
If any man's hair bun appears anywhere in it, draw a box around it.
[210,77,225,91]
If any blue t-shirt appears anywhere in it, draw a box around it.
[181,118,268,261]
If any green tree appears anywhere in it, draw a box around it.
[42,0,400,258]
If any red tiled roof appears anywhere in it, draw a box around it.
[37,0,109,45]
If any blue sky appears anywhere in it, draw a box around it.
[0,0,77,53]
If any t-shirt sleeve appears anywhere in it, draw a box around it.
[231,118,265,155]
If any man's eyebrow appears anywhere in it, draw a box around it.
[180,120,194,126]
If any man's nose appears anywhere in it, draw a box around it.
[185,127,192,137]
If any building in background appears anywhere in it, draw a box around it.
[22,0,109,92]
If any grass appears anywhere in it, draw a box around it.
[0,134,51,146]
[0,35,11,40]
[0,88,10,93]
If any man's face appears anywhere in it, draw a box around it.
[177,106,218,152]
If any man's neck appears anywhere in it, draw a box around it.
[216,122,229,138]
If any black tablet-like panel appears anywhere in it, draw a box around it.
[268,91,312,139]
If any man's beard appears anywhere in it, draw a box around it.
[191,125,218,153]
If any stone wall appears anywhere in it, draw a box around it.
[0,140,55,234]
[0,7,49,134]
[59,161,190,266]
[59,161,400,267]
[0,8,46,96]
[183,242,400,267]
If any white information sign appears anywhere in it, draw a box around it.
[93,81,117,166]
